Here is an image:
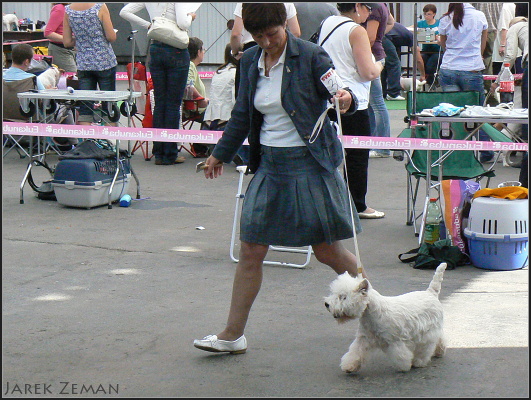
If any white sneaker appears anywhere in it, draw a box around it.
[386,94,406,101]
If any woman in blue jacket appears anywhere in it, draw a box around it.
[194,3,364,355]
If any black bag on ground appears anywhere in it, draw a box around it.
[58,139,125,160]
[398,239,471,270]
[27,160,56,201]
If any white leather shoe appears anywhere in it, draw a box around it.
[193,334,247,354]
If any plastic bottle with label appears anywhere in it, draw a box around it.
[184,79,195,101]
[498,62,514,104]
[425,28,432,42]
[424,198,442,244]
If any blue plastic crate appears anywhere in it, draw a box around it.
[52,158,131,208]
[53,157,130,185]
[464,229,528,271]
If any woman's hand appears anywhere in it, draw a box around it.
[498,45,505,56]
[232,50,244,60]
[203,155,224,179]
[188,12,196,21]
[334,89,352,114]
[198,98,209,108]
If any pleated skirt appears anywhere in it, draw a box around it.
[240,145,362,247]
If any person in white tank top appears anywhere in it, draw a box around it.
[321,14,379,109]
[320,3,386,219]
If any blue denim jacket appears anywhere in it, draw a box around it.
[212,31,350,174]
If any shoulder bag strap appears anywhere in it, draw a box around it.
[319,20,355,46]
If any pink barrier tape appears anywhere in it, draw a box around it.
[3,122,528,151]
[116,71,215,80]
[484,73,523,80]
[2,38,50,45]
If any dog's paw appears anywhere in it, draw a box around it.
[434,338,446,357]
[412,357,430,368]
[340,362,361,373]
[340,354,361,373]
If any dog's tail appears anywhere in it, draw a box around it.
[427,263,447,297]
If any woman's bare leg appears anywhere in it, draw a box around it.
[217,241,269,341]
[312,241,367,279]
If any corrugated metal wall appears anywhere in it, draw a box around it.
[1,2,237,66]
[2,2,51,24]
[190,2,237,67]
[3,2,457,67]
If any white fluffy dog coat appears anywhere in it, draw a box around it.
[38,66,62,89]
[3,14,19,31]
[400,77,427,92]
[324,263,447,373]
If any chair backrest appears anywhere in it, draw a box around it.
[405,125,493,180]
[407,91,481,116]
[2,76,37,121]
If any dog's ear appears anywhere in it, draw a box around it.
[358,279,369,295]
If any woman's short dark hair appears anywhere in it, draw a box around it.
[241,3,287,35]
[423,4,437,14]
[515,3,528,18]
[336,3,357,14]
[188,37,203,60]
[12,43,34,65]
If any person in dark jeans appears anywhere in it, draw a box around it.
[149,42,190,165]
[120,3,197,166]
[63,3,117,125]
[383,22,426,99]
[381,36,402,99]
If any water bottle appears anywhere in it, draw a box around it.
[184,79,194,100]
[424,198,442,244]
[498,62,514,104]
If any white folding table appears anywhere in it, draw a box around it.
[16,89,142,208]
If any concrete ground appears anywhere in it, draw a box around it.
[2,106,528,398]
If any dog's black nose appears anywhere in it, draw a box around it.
[324,302,329,309]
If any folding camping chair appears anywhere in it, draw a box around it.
[180,98,209,158]
[229,166,313,269]
[3,76,40,158]
[123,61,154,161]
[395,91,513,240]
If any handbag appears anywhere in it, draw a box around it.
[398,239,471,270]
[147,4,189,49]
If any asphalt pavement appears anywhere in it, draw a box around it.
[2,107,528,398]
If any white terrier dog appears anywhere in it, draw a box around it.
[400,77,427,92]
[324,263,447,373]
[3,14,19,31]
[38,66,62,89]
